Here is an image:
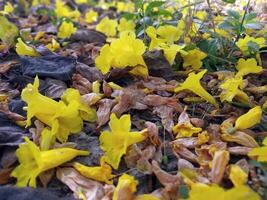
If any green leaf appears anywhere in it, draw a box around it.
[0,16,19,46]
[218,21,235,30]
[227,9,241,19]
[135,0,143,10]
[222,0,236,3]
[121,12,136,20]
[145,1,165,15]
[245,12,257,22]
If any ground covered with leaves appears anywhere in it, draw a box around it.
[0,0,267,199]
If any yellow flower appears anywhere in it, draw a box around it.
[75,0,87,4]
[229,165,248,187]
[118,18,135,34]
[219,76,248,103]
[32,0,50,6]
[95,32,147,76]
[96,17,118,37]
[15,38,39,57]
[173,122,202,138]
[55,0,80,20]
[113,174,138,200]
[234,106,262,130]
[73,157,114,184]
[61,88,97,122]
[45,38,60,52]
[235,58,263,77]
[236,35,265,55]
[197,131,209,145]
[21,77,84,142]
[99,113,146,169]
[11,137,89,187]
[175,70,218,107]
[116,1,135,13]
[0,2,14,14]
[187,183,260,200]
[249,137,267,162]
[58,21,77,39]
[84,10,98,24]
[159,43,187,65]
[182,49,207,70]
[146,26,166,51]
[156,25,182,44]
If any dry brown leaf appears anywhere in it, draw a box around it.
[172,144,198,163]
[0,61,17,74]
[56,167,105,200]
[153,105,174,133]
[0,168,13,184]
[143,95,182,112]
[97,99,115,128]
[72,73,92,95]
[228,146,252,155]
[210,150,230,184]
[144,121,162,146]
[221,131,259,148]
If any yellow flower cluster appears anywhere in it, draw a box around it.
[95,32,147,76]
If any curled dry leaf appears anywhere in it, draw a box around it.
[96,99,116,128]
[112,89,147,117]
[0,61,17,74]
[172,144,198,163]
[210,150,230,184]
[153,105,174,133]
[171,137,199,149]
[72,73,92,95]
[125,145,156,174]
[82,93,102,106]
[144,121,162,146]
[228,146,253,155]
[206,124,222,143]
[221,131,259,148]
[143,95,183,112]
[151,161,181,199]
[56,167,105,200]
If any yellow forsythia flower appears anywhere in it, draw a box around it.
[182,49,207,70]
[156,25,182,44]
[21,77,94,142]
[118,18,135,34]
[235,58,263,78]
[45,38,60,52]
[219,76,249,103]
[187,183,260,200]
[158,43,187,65]
[73,157,114,184]
[55,0,80,20]
[61,88,97,122]
[229,165,248,187]
[236,35,265,55]
[249,137,267,162]
[58,21,77,39]
[84,10,98,24]
[95,32,147,76]
[96,17,118,37]
[11,137,89,187]
[175,70,218,107]
[146,26,166,51]
[75,0,87,4]
[234,106,262,130]
[15,38,39,57]
[113,174,138,200]
[99,113,146,169]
